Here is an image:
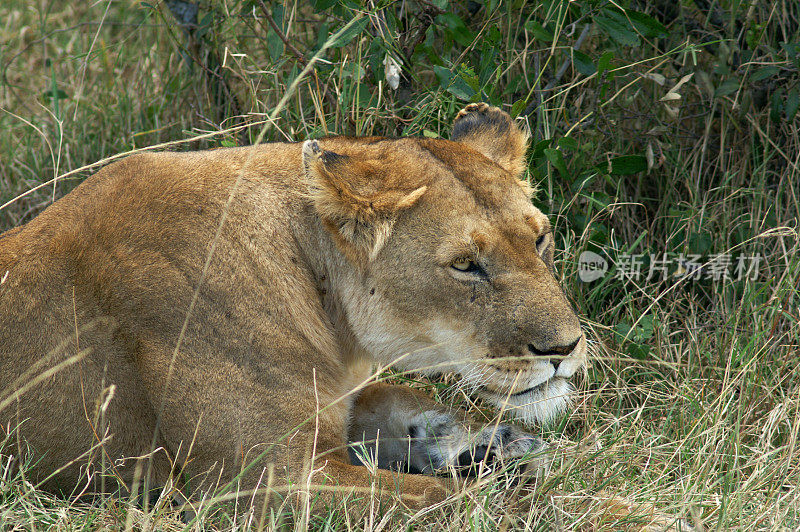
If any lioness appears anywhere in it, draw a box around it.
[0,103,586,510]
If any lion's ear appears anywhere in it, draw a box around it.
[451,103,530,178]
[302,140,427,263]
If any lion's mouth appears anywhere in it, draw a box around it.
[481,376,564,399]
[507,382,545,397]
[476,376,574,424]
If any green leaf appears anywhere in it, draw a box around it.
[614,321,632,340]
[328,17,368,48]
[266,28,284,61]
[447,79,475,100]
[422,129,440,138]
[367,39,383,83]
[627,344,650,360]
[544,148,568,176]
[614,319,652,359]
[558,137,579,150]
[586,191,611,209]
[315,22,330,51]
[311,0,337,11]
[782,41,800,60]
[751,66,779,83]
[597,51,614,77]
[433,65,452,84]
[524,20,553,42]
[41,88,68,102]
[786,87,800,121]
[770,87,785,121]
[433,65,475,101]
[220,140,237,148]
[637,315,655,340]
[689,232,712,255]
[626,10,668,38]
[458,64,480,92]
[478,32,500,85]
[510,99,527,118]
[599,155,647,175]
[595,10,639,47]
[572,50,595,76]
[714,78,740,97]
[531,138,553,158]
[196,12,213,39]
[272,4,285,31]
[435,13,474,47]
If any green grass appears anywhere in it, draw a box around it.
[1,0,799,530]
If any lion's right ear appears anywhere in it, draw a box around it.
[302,140,427,264]
[451,103,529,178]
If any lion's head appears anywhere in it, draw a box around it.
[302,103,586,425]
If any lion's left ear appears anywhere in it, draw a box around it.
[451,103,530,178]
[302,140,427,264]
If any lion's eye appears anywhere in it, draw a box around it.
[451,258,483,275]
[451,258,472,271]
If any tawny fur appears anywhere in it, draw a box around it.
[0,105,585,511]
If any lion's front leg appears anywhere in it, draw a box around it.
[348,383,548,478]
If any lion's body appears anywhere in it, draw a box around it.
[0,142,377,495]
[0,105,585,509]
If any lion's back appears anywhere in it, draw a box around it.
[0,143,305,367]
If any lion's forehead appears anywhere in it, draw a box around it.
[432,219,544,272]
[321,136,537,206]
[322,135,551,243]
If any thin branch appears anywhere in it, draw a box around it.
[524,23,593,117]
[546,23,593,92]
[256,0,342,119]
[257,0,307,65]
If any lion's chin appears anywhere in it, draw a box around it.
[478,377,574,426]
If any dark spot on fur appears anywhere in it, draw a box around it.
[369,288,375,295]
[408,425,419,439]
[321,151,348,167]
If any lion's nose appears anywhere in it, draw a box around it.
[527,337,580,358]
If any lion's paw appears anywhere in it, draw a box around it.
[455,102,491,121]
[406,411,548,478]
[453,103,514,135]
